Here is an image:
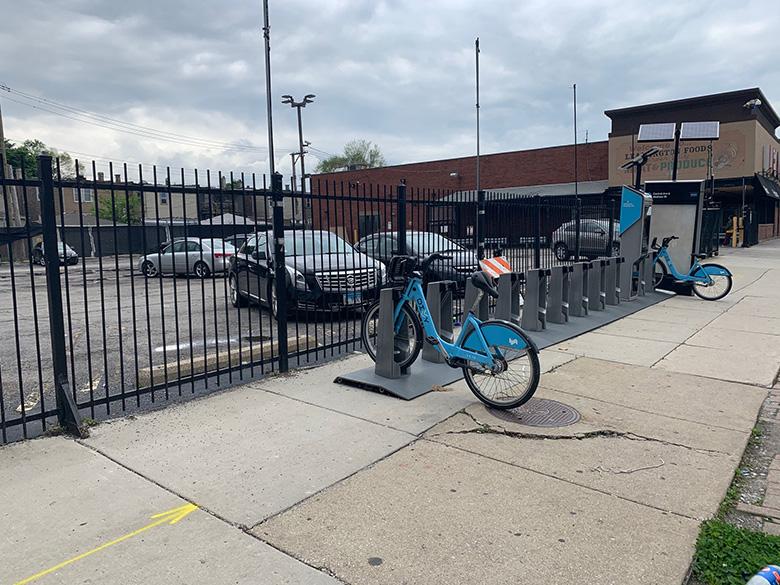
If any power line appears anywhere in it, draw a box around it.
[0,84,273,153]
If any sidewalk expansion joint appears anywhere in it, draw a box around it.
[542,384,757,434]
[442,410,729,456]
[423,437,699,521]
[73,438,353,584]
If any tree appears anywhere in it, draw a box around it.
[2,138,75,178]
[315,140,386,173]
[97,191,142,224]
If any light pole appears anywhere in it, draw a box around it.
[281,94,315,193]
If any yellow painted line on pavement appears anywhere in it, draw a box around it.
[14,503,198,585]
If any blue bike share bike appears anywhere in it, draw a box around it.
[361,254,540,409]
[652,235,733,301]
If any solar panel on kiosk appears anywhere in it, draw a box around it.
[637,123,676,142]
[680,121,720,140]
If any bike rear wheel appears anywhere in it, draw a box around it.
[361,300,423,370]
[692,263,732,301]
[654,261,667,287]
[461,320,540,409]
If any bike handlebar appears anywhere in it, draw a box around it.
[652,235,679,250]
[420,253,452,272]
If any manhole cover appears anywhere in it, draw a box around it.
[488,398,580,428]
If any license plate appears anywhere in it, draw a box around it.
[343,291,363,305]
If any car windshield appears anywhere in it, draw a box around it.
[284,232,352,254]
[407,232,462,254]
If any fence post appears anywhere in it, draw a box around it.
[574,196,582,261]
[270,172,289,373]
[476,189,486,260]
[533,195,541,268]
[397,181,407,254]
[38,155,83,436]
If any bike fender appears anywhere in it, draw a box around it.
[693,264,732,278]
[462,322,532,352]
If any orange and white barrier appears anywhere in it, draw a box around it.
[479,256,512,279]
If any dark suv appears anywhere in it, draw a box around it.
[355,231,478,290]
[228,230,385,317]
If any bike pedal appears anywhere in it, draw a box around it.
[425,336,439,345]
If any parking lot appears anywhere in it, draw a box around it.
[0,256,366,435]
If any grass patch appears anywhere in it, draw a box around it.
[693,520,780,585]
[718,469,744,518]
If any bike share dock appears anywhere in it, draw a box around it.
[336,183,663,400]
[335,257,668,400]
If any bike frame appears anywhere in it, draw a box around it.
[653,247,712,284]
[392,277,496,367]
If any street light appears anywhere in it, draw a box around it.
[281,94,315,194]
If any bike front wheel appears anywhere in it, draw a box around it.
[361,300,423,370]
[461,320,540,410]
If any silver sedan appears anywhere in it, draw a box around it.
[139,238,236,278]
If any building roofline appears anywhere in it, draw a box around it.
[604,88,780,129]
[311,140,608,176]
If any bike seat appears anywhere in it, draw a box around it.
[470,271,499,299]
[691,253,707,260]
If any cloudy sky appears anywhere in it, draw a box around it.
[1,0,779,181]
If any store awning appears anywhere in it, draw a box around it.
[756,174,780,200]
[441,180,609,203]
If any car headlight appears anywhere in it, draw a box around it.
[285,265,308,290]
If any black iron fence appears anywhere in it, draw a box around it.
[0,155,618,442]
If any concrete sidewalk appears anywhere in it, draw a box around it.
[1,242,778,584]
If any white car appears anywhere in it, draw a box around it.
[139,238,235,278]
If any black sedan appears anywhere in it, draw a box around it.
[228,230,385,318]
[354,231,478,291]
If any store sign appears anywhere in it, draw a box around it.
[609,122,750,185]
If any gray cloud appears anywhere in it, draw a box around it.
[1,0,778,181]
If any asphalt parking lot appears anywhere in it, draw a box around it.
[0,257,366,436]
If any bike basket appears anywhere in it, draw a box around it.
[388,255,416,282]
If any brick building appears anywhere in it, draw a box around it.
[312,141,608,194]
[311,87,780,244]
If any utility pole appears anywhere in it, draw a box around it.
[475,37,481,193]
[573,83,581,261]
[0,100,24,263]
[0,100,7,176]
[262,0,276,175]
[281,94,315,193]
[290,152,298,190]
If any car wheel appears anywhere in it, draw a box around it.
[229,275,247,307]
[267,281,279,320]
[141,260,158,278]
[553,242,570,261]
[193,261,211,279]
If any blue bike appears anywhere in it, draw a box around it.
[652,236,733,300]
[361,254,540,409]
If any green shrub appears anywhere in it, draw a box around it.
[693,520,780,584]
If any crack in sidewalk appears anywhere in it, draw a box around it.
[436,410,727,455]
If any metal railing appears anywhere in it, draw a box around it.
[0,155,618,442]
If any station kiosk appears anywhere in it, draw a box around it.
[618,185,653,301]
[644,180,705,293]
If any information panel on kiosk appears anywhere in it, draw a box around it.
[645,181,701,204]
